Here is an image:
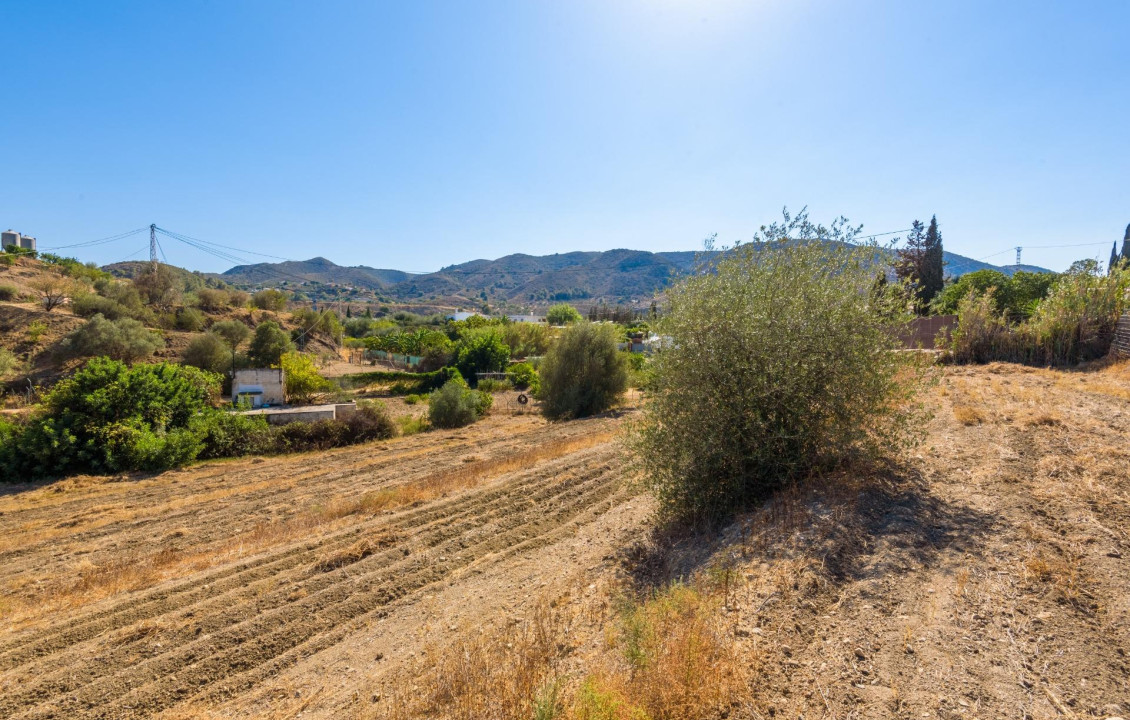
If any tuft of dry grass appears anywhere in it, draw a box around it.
[952,405,986,426]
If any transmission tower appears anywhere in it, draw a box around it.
[1015,246,1022,265]
[150,224,158,266]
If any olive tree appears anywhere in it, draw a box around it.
[539,322,627,419]
[627,208,931,522]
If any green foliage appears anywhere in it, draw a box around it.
[64,314,164,363]
[428,377,489,428]
[271,402,396,452]
[932,269,1058,320]
[332,366,460,393]
[508,362,539,391]
[277,351,332,403]
[132,264,182,310]
[0,359,220,477]
[0,284,18,301]
[546,303,583,325]
[291,307,343,347]
[454,328,510,382]
[251,288,289,311]
[947,262,1130,366]
[403,393,423,405]
[174,307,206,332]
[193,287,230,312]
[500,322,550,358]
[211,319,251,352]
[39,253,109,282]
[248,320,294,366]
[26,321,48,344]
[895,218,945,310]
[627,209,931,522]
[476,377,512,393]
[183,332,232,375]
[539,322,627,420]
[0,348,18,379]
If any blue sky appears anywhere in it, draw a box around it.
[2,1,1127,274]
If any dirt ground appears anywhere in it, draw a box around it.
[0,362,1128,719]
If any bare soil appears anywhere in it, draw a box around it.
[1,362,1128,719]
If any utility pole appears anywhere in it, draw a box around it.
[150,224,158,268]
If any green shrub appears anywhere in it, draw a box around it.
[546,303,582,325]
[0,284,18,301]
[0,348,19,379]
[275,402,396,452]
[476,377,513,393]
[397,415,428,435]
[277,351,332,403]
[193,287,230,312]
[251,288,288,311]
[428,378,486,429]
[0,359,221,478]
[183,332,233,375]
[64,314,164,363]
[539,322,627,420]
[946,262,1130,366]
[248,320,294,366]
[26,321,47,344]
[175,307,206,332]
[454,328,510,383]
[508,362,539,391]
[194,411,274,459]
[627,210,931,522]
[403,393,423,405]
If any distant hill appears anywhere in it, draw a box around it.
[189,246,1052,309]
[220,257,410,289]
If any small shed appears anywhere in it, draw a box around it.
[233,368,286,408]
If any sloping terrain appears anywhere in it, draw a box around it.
[0,363,1125,720]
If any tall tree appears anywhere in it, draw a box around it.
[1111,241,1121,274]
[1122,224,1130,264]
[922,215,945,304]
[895,220,929,311]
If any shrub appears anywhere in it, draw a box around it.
[64,314,164,363]
[183,332,232,375]
[275,402,396,452]
[476,377,513,393]
[247,320,293,366]
[546,303,582,325]
[0,348,18,379]
[0,359,220,478]
[26,321,48,345]
[72,293,133,321]
[251,288,288,311]
[0,284,18,301]
[428,378,486,429]
[227,289,249,307]
[132,265,182,310]
[277,351,332,403]
[174,307,206,332]
[403,393,423,405]
[501,322,551,357]
[29,275,77,311]
[946,262,1130,366]
[194,411,274,459]
[194,287,230,312]
[539,322,627,420]
[627,209,931,522]
[509,362,539,391]
[454,328,511,383]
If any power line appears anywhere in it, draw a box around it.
[40,227,148,250]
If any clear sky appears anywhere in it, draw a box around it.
[2,1,1128,274]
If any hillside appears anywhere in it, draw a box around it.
[1,362,1126,718]
[212,246,1052,309]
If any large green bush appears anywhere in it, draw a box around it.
[947,261,1129,366]
[248,320,294,366]
[932,269,1058,320]
[428,377,489,429]
[454,328,510,383]
[251,288,289,311]
[0,359,220,477]
[64,314,164,363]
[546,304,582,325]
[627,210,931,522]
[183,332,233,375]
[538,322,627,420]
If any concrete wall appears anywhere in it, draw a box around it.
[899,315,958,350]
[233,368,286,407]
[264,408,336,426]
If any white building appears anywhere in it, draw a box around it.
[233,368,286,407]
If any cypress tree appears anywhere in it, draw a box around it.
[1111,242,1121,274]
[1122,224,1130,264]
[921,215,945,305]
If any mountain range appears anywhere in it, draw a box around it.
[211,247,1051,309]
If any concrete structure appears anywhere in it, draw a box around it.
[232,368,286,408]
[239,402,357,426]
[506,314,546,323]
[1,230,36,252]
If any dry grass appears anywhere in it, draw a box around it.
[0,431,613,628]
[952,405,986,425]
